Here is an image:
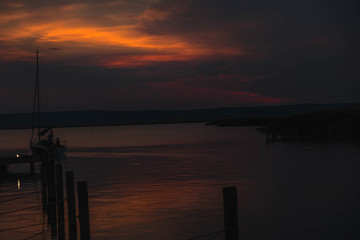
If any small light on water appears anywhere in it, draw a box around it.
[16,154,20,158]
[18,179,21,189]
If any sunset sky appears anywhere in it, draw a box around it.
[0,0,359,113]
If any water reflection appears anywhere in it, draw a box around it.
[89,180,225,240]
[1,124,360,240]
[0,176,50,240]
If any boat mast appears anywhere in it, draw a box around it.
[31,50,40,143]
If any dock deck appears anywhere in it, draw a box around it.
[0,154,42,175]
[0,155,42,165]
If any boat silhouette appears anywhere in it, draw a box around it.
[29,50,67,158]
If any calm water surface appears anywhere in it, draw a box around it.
[1,123,360,240]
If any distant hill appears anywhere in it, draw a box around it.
[0,103,359,129]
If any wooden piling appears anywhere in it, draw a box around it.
[30,162,35,175]
[47,157,57,237]
[56,163,65,240]
[0,165,7,175]
[40,154,47,212]
[77,181,90,240]
[223,186,239,240]
[66,171,77,240]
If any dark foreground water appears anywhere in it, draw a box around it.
[1,123,360,240]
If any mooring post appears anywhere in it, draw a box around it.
[56,163,65,240]
[48,157,57,237]
[40,154,47,212]
[0,165,7,175]
[66,171,77,240]
[77,180,90,240]
[30,161,35,175]
[223,186,239,240]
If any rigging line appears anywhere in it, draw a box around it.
[22,218,73,240]
[208,231,224,240]
[187,229,225,240]
[22,218,72,240]
[0,191,41,199]
[0,188,20,194]
[0,196,64,206]
[34,178,42,210]
[23,217,67,240]
[0,204,42,216]
[37,50,40,133]
[23,228,49,240]
[31,50,39,142]
[0,222,45,232]
[40,65,50,114]
[0,191,41,203]
[1,215,72,236]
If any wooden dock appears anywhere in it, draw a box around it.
[0,154,42,175]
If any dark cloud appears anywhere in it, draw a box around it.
[137,0,360,102]
[0,0,359,113]
[49,48,65,51]
[139,0,359,50]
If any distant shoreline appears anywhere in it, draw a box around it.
[0,120,206,131]
[0,103,359,131]
[209,109,360,142]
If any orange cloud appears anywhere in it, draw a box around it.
[100,54,196,68]
[0,2,247,67]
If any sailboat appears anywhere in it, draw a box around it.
[30,50,67,158]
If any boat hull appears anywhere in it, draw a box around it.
[30,142,67,159]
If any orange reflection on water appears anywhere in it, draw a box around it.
[89,179,225,240]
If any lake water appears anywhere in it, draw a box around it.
[1,123,360,240]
